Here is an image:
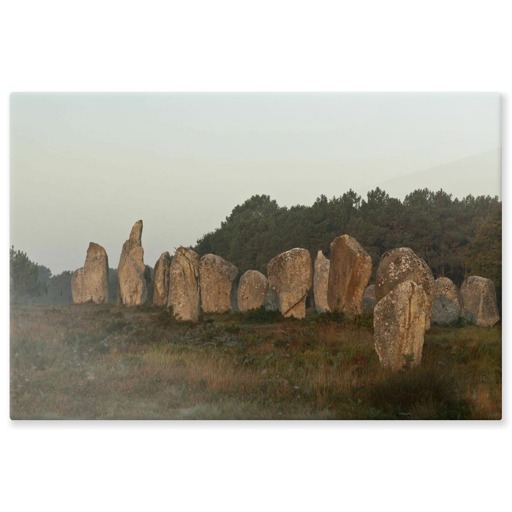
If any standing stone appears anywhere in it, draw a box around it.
[153,252,172,306]
[168,247,201,321]
[314,250,330,313]
[375,247,435,329]
[71,268,86,304]
[237,270,269,312]
[263,287,280,311]
[432,277,461,326]
[460,276,500,327]
[374,280,428,372]
[362,284,377,314]
[199,254,239,314]
[117,220,147,307]
[71,242,109,304]
[327,235,372,316]
[267,248,312,319]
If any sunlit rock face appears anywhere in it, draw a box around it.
[431,277,461,326]
[313,250,330,313]
[117,220,147,307]
[71,242,109,304]
[327,235,372,316]
[374,280,428,372]
[153,251,172,306]
[267,248,312,319]
[199,254,239,314]
[375,247,434,330]
[237,270,269,312]
[168,247,201,322]
[460,276,500,327]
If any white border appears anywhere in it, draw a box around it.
[1,1,510,511]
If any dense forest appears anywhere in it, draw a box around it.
[195,188,501,302]
[10,187,501,309]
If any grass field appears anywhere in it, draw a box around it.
[10,304,501,420]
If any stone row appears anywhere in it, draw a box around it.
[71,221,500,339]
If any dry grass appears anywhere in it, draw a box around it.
[10,304,501,420]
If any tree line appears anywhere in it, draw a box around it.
[195,188,501,303]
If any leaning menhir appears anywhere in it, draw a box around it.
[153,251,172,306]
[71,242,109,304]
[237,270,269,312]
[199,254,239,313]
[327,234,372,316]
[460,276,500,327]
[117,220,147,306]
[168,247,201,322]
[313,250,330,313]
[374,280,428,372]
[267,248,312,319]
[375,247,435,330]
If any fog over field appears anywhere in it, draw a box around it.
[10,93,501,275]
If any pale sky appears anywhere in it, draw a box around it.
[10,93,501,275]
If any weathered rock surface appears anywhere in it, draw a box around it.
[432,277,461,326]
[267,248,312,319]
[71,242,109,304]
[460,276,500,327]
[327,235,372,316]
[168,247,201,322]
[153,251,172,306]
[313,250,330,313]
[375,247,435,329]
[71,268,86,304]
[237,270,269,312]
[362,284,377,314]
[374,280,428,372]
[117,220,147,307]
[199,254,239,313]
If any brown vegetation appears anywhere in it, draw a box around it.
[10,304,501,420]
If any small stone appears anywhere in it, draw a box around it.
[431,277,461,326]
[237,270,269,312]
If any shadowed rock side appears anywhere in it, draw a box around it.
[374,280,428,372]
[71,242,109,304]
[117,220,147,307]
[432,277,461,326]
[327,235,372,316]
[375,247,435,330]
[168,247,201,321]
[313,250,330,313]
[237,270,269,312]
[267,248,312,319]
[199,254,239,313]
[362,284,377,314]
[153,251,172,306]
[460,276,500,327]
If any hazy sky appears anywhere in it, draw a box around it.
[10,93,501,275]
